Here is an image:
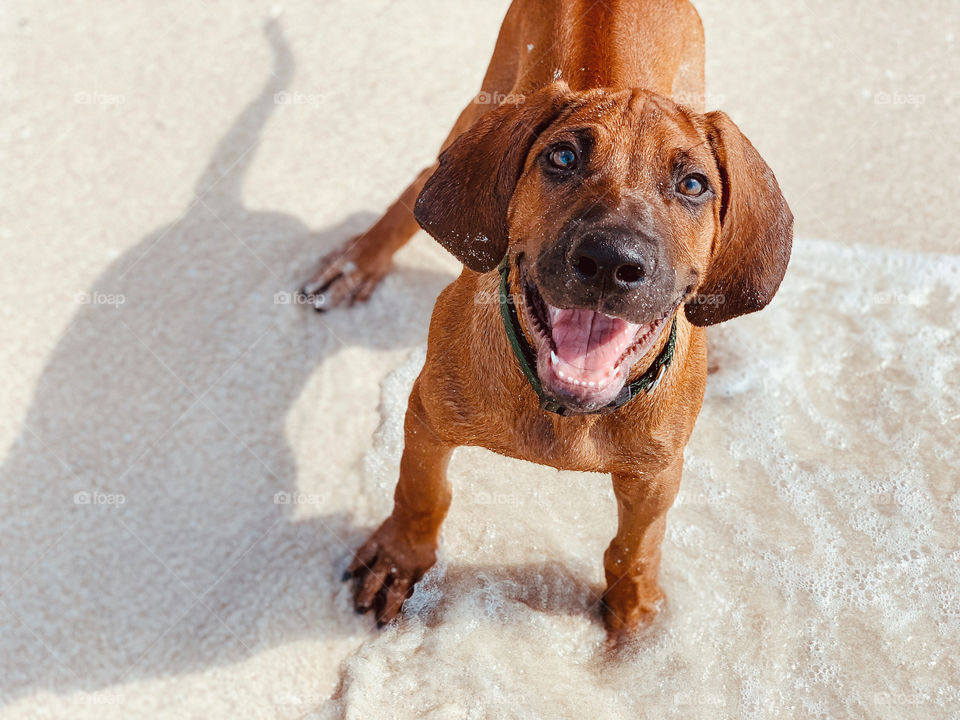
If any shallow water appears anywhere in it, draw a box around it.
[319,238,960,720]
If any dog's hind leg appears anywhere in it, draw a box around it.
[300,101,485,311]
[299,162,437,310]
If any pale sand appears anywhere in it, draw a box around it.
[1,2,958,718]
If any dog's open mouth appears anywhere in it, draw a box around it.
[520,270,676,411]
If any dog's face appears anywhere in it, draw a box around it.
[507,91,717,408]
[416,83,792,412]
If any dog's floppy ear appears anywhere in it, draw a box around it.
[415,83,573,273]
[685,111,793,326]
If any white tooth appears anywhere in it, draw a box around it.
[550,350,558,365]
[588,381,596,387]
[558,369,565,379]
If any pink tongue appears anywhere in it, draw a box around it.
[550,306,641,384]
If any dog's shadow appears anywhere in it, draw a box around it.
[0,20,462,701]
[0,21,613,704]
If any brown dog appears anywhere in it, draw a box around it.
[302,0,792,638]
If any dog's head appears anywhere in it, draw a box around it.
[415,82,793,412]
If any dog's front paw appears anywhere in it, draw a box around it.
[344,517,437,626]
[600,579,665,641]
[299,238,389,311]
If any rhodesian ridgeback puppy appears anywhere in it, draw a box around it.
[302,0,792,638]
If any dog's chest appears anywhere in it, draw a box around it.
[470,403,629,473]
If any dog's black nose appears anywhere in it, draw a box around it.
[570,229,651,291]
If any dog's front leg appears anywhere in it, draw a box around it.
[347,382,453,625]
[601,458,683,639]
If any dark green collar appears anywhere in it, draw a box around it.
[497,254,678,416]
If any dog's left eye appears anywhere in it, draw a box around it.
[677,174,707,197]
[548,146,578,170]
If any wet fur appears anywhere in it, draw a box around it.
[319,0,793,637]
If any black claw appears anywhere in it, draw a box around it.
[341,570,352,582]
[376,619,387,629]
[355,605,369,615]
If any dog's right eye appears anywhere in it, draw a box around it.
[547,146,578,171]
